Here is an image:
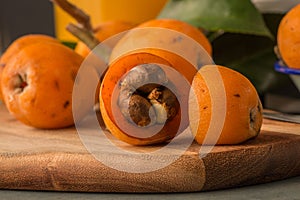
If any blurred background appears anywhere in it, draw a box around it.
[0,0,55,53]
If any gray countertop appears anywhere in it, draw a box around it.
[1,176,299,200]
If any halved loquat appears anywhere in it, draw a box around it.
[100,19,213,146]
[189,65,263,145]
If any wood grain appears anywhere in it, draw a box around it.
[0,104,300,193]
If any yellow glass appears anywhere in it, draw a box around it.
[53,0,168,42]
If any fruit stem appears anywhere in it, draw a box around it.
[50,0,93,31]
[50,0,101,52]
[66,23,99,50]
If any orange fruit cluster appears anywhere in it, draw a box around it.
[99,19,262,146]
[0,18,263,146]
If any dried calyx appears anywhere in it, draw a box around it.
[13,73,28,94]
[249,102,262,137]
[118,64,180,127]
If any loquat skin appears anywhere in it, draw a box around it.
[1,42,84,129]
[75,21,135,58]
[137,19,212,56]
[0,34,59,101]
[277,4,300,69]
[189,65,263,145]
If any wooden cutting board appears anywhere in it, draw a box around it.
[0,103,300,193]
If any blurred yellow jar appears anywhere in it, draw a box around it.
[53,0,168,42]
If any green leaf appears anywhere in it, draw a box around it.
[210,14,294,96]
[229,49,291,96]
[212,32,291,96]
[61,41,77,50]
[159,0,273,39]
